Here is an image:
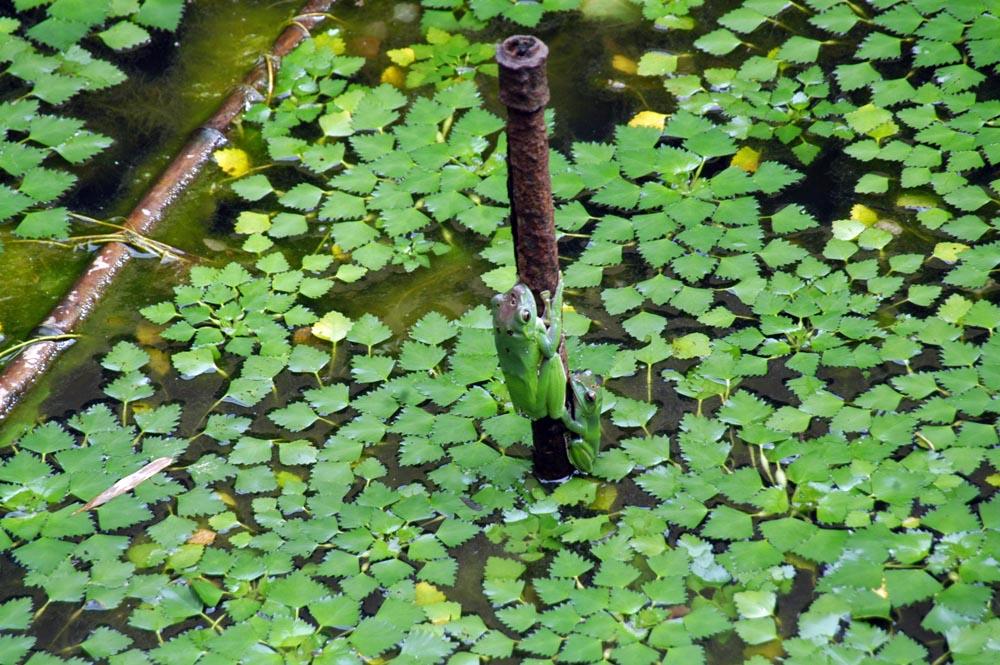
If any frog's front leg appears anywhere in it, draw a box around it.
[537,278,563,359]
[531,277,566,420]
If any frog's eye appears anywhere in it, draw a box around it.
[586,390,596,402]
[519,309,531,323]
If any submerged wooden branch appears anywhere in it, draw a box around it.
[0,0,335,420]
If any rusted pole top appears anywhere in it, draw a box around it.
[497,36,550,112]
[496,35,573,482]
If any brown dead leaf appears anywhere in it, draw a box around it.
[188,529,217,546]
[292,327,314,345]
[668,606,691,619]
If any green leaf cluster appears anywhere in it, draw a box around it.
[231,38,506,276]
[5,1,1000,663]
[0,0,186,240]
[420,0,582,31]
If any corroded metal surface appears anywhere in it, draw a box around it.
[497,35,573,481]
[497,35,560,299]
[496,36,550,112]
[0,0,335,420]
[505,107,560,298]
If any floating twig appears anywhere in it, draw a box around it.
[74,457,174,513]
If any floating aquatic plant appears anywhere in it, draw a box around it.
[0,0,187,243]
[2,0,999,662]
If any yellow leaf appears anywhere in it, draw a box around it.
[986,473,1000,487]
[331,244,350,261]
[589,484,618,512]
[932,242,969,264]
[869,121,898,142]
[425,27,451,45]
[276,470,301,488]
[415,582,446,606]
[850,204,878,225]
[387,47,415,67]
[135,321,163,346]
[381,65,405,88]
[895,192,937,209]
[730,146,760,173]
[312,310,352,343]
[628,111,666,130]
[146,348,171,377]
[314,32,345,56]
[611,54,637,75]
[745,637,784,661]
[213,148,251,178]
[785,552,819,572]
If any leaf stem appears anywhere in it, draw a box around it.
[33,600,50,620]
[646,362,652,403]
[930,652,951,665]
[0,334,81,362]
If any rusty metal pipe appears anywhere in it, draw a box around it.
[496,35,574,481]
[0,0,335,420]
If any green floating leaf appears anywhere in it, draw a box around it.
[172,348,219,379]
[695,29,742,55]
[135,0,186,31]
[14,207,70,238]
[99,21,151,50]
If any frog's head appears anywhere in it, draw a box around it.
[491,283,537,335]
[570,370,602,412]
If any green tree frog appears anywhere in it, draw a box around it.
[491,280,566,420]
[562,370,603,473]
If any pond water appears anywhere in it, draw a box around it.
[1,0,998,664]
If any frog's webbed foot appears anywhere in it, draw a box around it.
[538,290,554,325]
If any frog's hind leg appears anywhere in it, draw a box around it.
[544,355,568,420]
